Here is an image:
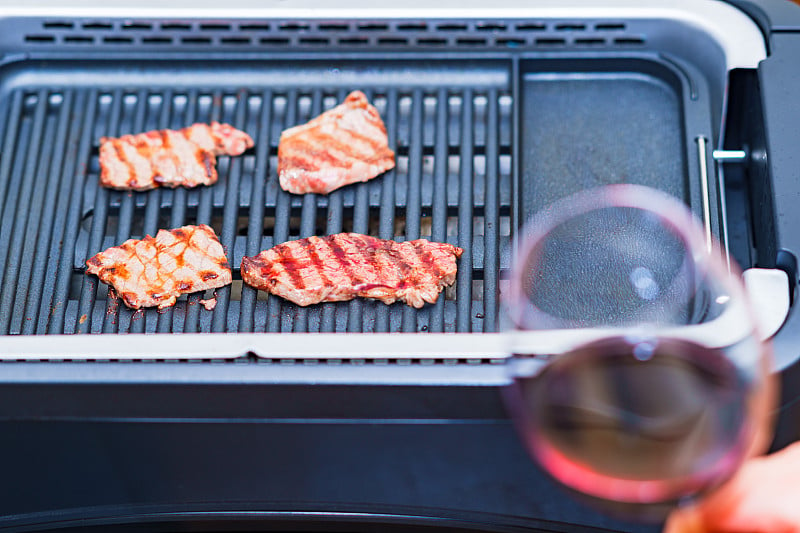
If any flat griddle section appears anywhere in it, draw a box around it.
[520,59,687,215]
[0,59,513,336]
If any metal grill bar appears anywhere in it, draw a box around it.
[23,92,75,334]
[0,90,49,334]
[48,89,97,334]
[403,88,424,333]
[184,90,212,333]
[238,89,273,333]
[456,89,475,332]
[483,88,500,332]
[0,74,512,338]
[374,88,398,333]
[157,90,185,333]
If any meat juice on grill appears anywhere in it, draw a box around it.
[99,122,253,190]
[240,233,463,308]
[278,91,396,195]
[86,224,232,309]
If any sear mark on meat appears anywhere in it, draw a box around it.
[278,91,395,195]
[86,224,232,310]
[99,122,253,191]
[240,233,463,308]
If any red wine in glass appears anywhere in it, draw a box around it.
[504,185,775,521]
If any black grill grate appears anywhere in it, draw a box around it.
[0,81,513,335]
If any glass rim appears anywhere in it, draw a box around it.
[505,184,750,335]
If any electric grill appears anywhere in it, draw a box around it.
[1,0,799,531]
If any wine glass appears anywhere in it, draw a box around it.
[503,184,776,521]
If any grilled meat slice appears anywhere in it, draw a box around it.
[99,122,253,191]
[278,91,395,195]
[241,233,463,308]
[86,224,232,309]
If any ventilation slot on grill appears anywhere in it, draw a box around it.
[20,18,649,51]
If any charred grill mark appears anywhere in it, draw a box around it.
[278,151,322,173]
[275,242,307,291]
[326,235,359,286]
[302,238,334,288]
[111,140,137,187]
[414,240,443,280]
[159,130,171,150]
[284,138,350,169]
[316,131,376,161]
[121,292,139,309]
[199,151,216,180]
[200,271,218,282]
[338,126,389,155]
[134,137,151,157]
[386,247,413,277]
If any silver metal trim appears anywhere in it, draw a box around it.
[696,136,714,254]
[0,274,767,360]
[713,150,748,163]
[0,333,509,361]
